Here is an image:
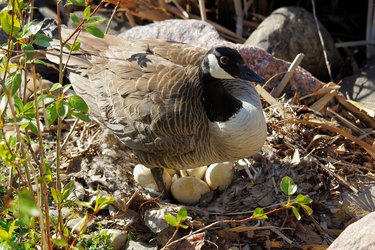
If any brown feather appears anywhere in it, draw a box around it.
[46,29,266,170]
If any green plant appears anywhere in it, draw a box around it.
[161,176,313,249]
[0,0,110,249]
[279,176,313,220]
[75,226,114,250]
[163,207,189,249]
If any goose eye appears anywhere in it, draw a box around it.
[219,56,229,65]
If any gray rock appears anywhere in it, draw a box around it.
[143,208,169,233]
[328,211,375,250]
[73,180,86,201]
[67,216,94,232]
[340,64,375,108]
[100,229,128,250]
[49,207,71,218]
[246,6,343,82]
[125,240,157,250]
[119,19,229,48]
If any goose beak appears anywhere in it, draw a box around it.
[238,64,264,83]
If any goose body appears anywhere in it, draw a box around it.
[49,32,267,172]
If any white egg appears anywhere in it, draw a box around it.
[180,166,208,179]
[204,162,234,191]
[133,164,172,192]
[171,177,210,205]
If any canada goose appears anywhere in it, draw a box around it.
[48,31,267,195]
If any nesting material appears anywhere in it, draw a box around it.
[171,176,210,204]
[205,162,235,191]
[133,164,172,192]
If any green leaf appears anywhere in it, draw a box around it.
[51,238,69,247]
[75,200,93,209]
[10,72,21,96]
[62,181,75,200]
[68,95,88,112]
[0,10,21,35]
[85,16,106,25]
[22,43,34,61]
[299,204,313,215]
[180,224,189,229]
[85,26,104,38]
[66,0,86,7]
[21,20,44,37]
[70,13,80,26]
[28,20,44,35]
[50,82,63,92]
[164,214,177,227]
[65,41,80,52]
[28,120,38,135]
[96,195,115,211]
[291,206,301,220]
[11,189,40,226]
[63,84,72,93]
[280,176,297,196]
[0,94,8,117]
[5,72,22,96]
[51,187,62,203]
[295,194,313,205]
[45,106,56,124]
[45,163,53,183]
[83,6,91,17]
[23,100,36,113]
[38,94,56,106]
[252,207,268,220]
[0,228,9,239]
[56,100,69,118]
[13,95,23,113]
[33,33,52,48]
[72,112,91,122]
[177,207,187,224]
[8,220,16,237]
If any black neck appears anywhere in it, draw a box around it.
[200,73,242,122]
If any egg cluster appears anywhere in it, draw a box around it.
[133,162,235,204]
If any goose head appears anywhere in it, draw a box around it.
[201,46,264,83]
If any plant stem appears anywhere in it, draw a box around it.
[56,0,66,241]
[162,207,285,249]
[31,64,52,250]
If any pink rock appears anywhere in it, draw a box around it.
[120,19,325,97]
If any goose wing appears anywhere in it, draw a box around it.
[53,32,209,160]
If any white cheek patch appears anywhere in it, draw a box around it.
[207,54,235,79]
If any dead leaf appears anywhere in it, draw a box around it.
[176,232,206,250]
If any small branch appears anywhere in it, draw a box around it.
[233,0,243,37]
[163,207,285,249]
[62,0,105,45]
[311,0,333,81]
[271,53,304,98]
[105,0,121,34]
[198,0,207,21]
[336,40,375,48]
[171,0,189,19]
[284,119,375,156]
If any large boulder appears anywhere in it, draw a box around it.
[328,211,375,249]
[246,6,343,82]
